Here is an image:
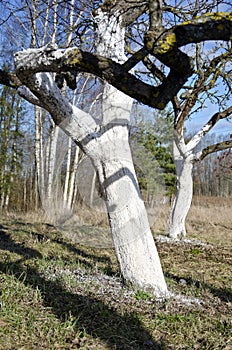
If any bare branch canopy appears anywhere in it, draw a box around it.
[13,12,232,110]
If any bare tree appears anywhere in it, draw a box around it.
[168,29,232,238]
[0,0,231,293]
[169,106,232,238]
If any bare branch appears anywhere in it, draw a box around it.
[187,106,232,151]
[14,44,191,109]
[196,139,232,161]
[175,49,232,132]
[0,69,21,88]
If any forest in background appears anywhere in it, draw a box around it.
[0,0,231,219]
[0,84,231,215]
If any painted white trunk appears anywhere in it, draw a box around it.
[17,71,168,295]
[169,140,193,238]
[92,125,168,294]
[15,7,168,295]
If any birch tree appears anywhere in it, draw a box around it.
[0,0,89,215]
[0,0,232,293]
[0,86,24,211]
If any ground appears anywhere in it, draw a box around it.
[0,196,231,349]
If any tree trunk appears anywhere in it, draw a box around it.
[47,123,59,201]
[63,137,72,208]
[67,145,79,210]
[34,106,45,206]
[91,124,167,294]
[168,140,193,238]
[15,6,168,296]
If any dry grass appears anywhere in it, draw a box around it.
[149,196,232,246]
[0,196,231,349]
[187,196,232,246]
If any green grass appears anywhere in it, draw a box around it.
[0,218,231,349]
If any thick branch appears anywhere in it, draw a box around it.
[14,45,189,109]
[187,106,232,152]
[122,48,148,71]
[145,12,232,106]
[13,13,232,110]
[18,72,98,146]
[196,140,232,161]
[146,12,232,56]
[0,69,21,88]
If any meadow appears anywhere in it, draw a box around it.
[0,196,231,349]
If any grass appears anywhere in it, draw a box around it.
[0,196,231,349]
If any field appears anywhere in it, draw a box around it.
[0,196,231,349]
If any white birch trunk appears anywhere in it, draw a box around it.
[4,184,10,210]
[63,137,72,208]
[47,123,59,201]
[168,138,193,238]
[67,145,79,210]
[23,170,27,210]
[34,106,45,204]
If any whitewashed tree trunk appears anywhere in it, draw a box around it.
[90,9,167,293]
[93,125,167,293]
[169,107,232,238]
[15,9,168,296]
[17,70,168,295]
[168,137,193,238]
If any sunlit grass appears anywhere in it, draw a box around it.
[0,197,231,349]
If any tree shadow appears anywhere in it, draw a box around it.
[165,272,232,303]
[0,224,168,349]
[7,263,167,349]
[0,224,42,260]
[5,222,116,275]
[57,239,117,276]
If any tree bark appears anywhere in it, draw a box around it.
[168,138,193,239]
[170,105,232,238]
[15,8,168,295]
[93,124,167,293]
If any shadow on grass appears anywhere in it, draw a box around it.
[7,221,116,276]
[0,224,42,260]
[165,272,232,303]
[0,224,167,350]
